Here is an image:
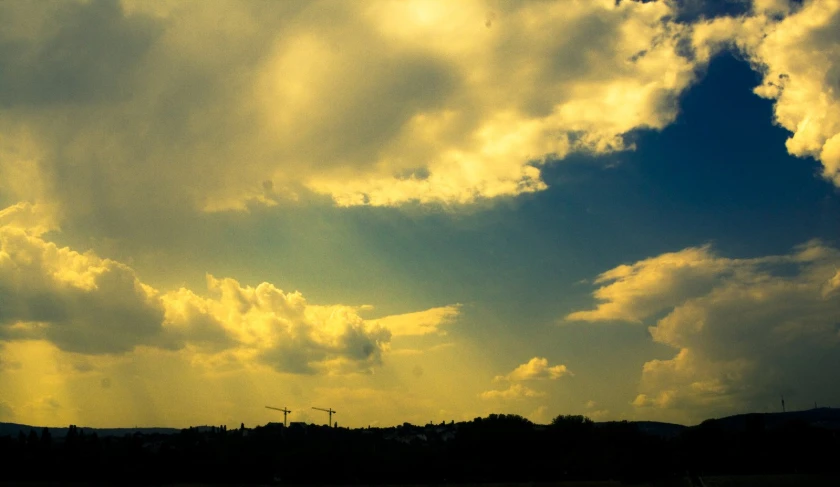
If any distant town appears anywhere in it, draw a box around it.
[2,408,839,485]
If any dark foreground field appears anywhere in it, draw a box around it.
[4,477,840,487]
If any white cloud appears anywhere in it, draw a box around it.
[0,203,448,374]
[0,208,170,354]
[369,305,460,337]
[565,245,738,323]
[693,0,840,186]
[0,0,707,233]
[480,383,546,400]
[163,276,393,374]
[570,240,840,422]
[0,202,57,236]
[494,357,572,381]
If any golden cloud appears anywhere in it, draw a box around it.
[571,240,840,423]
[0,203,456,374]
[693,0,840,186]
[493,357,572,382]
[479,383,546,400]
[0,0,703,230]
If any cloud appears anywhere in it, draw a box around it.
[164,276,393,374]
[0,0,708,238]
[390,342,455,356]
[27,396,62,413]
[0,0,161,107]
[0,400,14,420]
[528,405,551,424]
[570,240,840,422]
[589,410,610,420]
[693,0,840,187]
[0,203,449,374]
[369,304,460,337]
[565,245,735,323]
[480,383,546,400]
[0,202,57,236]
[584,401,611,420]
[0,345,22,371]
[0,207,170,354]
[494,357,572,381]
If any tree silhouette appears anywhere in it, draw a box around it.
[1,410,839,483]
[39,427,51,447]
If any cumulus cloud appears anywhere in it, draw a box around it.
[0,205,170,354]
[0,0,707,235]
[570,240,840,422]
[693,0,840,186]
[494,357,572,382]
[0,355,21,371]
[0,202,59,240]
[480,383,546,400]
[584,400,610,420]
[164,276,393,374]
[565,245,739,323]
[528,405,551,424]
[0,203,451,373]
[369,305,460,337]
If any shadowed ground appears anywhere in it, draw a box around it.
[4,478,840,487]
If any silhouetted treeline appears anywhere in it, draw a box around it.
[1,411,839,484]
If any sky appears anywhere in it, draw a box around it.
[1,0,839,428]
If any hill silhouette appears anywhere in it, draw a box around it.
[0,422,182,439]
[1,409,839,484]
[697,407,840,432]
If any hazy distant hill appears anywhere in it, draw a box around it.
[2,407,838,439]
[696,407,840,432]
[0,422,181,438]
[3,419,691,438]
[597,407,840,437]
[632,420,687,438]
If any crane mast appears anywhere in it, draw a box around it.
[266,406,292,426]
[312,407,336,427]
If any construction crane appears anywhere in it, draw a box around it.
[266,406,292,426]
[312,407,336,427]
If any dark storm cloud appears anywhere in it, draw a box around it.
[0,0,162,107]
